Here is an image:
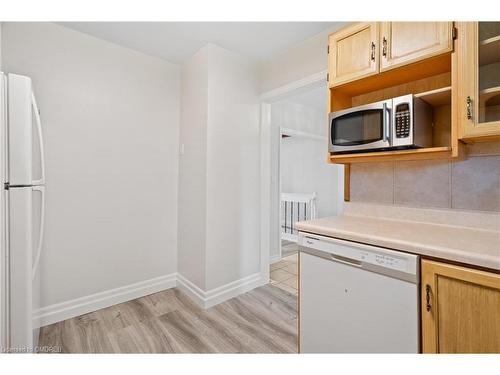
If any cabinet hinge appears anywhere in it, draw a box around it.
[452,27,458,40]
[327,45,330,54]
[326,73,329,82]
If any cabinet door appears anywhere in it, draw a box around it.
[459,22,500,141]
[421,259,500,353]
[329,22,379,87]
[380,22,453,72]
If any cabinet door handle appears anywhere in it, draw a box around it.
[371,42,376,62]
[466,96,473,120]
[382,37,388,57]
[425,284,432,312]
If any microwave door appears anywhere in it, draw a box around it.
[330,100,391,153]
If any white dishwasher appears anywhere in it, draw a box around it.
[299,232,419,353]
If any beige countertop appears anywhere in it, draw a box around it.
[296,214,500,271]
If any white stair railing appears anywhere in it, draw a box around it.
[280,192,317,243]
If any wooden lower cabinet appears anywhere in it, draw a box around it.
[421,259,500,353]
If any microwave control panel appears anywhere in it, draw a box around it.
[395,103,411,138]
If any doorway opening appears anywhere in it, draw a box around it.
[261,78,344,296]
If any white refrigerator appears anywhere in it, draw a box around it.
[0,72,46,352]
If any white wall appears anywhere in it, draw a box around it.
[177,47,208,290]
[259,23,348,93]
[1,23,180,307]
[205,45,260,290]
[177,44,261,294]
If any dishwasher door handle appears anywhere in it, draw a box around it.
[300,243,363,268]
[330,254,362,268]
[305,239,319,245]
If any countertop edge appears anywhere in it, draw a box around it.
[296,222,500,272]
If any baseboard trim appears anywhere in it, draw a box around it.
[176,272,262,309]
[175,274,206,307]
[35,272,263,327]
[204,273,262,308]
[34,273,177,327]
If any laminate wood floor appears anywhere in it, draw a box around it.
[38,285,298,353]
[270,253,298,296]
[281,241,299,258]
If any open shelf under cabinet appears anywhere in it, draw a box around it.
[329,147,453,164]
[329,85,456,164]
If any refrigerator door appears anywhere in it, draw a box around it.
[7,187,33,349]
[31,185,44,347]
[31,185,45,280]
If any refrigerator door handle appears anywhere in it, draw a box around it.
[31,185,45,279]
[31,92,45,186]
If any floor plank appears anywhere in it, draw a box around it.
[38,284,298,353]
[270,253,299,296]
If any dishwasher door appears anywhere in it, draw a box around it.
[299,233,419,353]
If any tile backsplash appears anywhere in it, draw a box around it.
[350,142,500,212]
[394,159,451,208]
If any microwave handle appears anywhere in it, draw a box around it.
[383,102,390,143]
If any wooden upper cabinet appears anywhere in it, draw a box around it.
[421,259,500,353]
[328,22,379,87]
[458,22,500,142]
[328,22,453,88]
[380,22,454,72]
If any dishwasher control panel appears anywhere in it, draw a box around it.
[360,251,408,272]
[299,233,419,282]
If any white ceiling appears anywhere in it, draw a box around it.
[58,22,341,64]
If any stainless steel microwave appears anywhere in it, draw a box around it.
[328,94,433,154]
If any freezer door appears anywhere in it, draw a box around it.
[7,187,33,350]
[7,74,33,186]
[5,74,45,187]
[1,72,6,183]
